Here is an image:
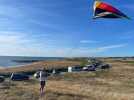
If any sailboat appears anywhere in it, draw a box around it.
[93,0,130,19]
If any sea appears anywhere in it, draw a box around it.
[0,56,64,68]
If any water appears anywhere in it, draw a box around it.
[0,56,64,67]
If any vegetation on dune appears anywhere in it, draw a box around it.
[65,57,89,66]
[122,61,134,64]
[80,60,89,67]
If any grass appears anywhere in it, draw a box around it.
[1,59,134,100]
[123,61,134,64]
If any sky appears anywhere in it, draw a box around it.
[0,0,134,57]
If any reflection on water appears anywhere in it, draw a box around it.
[0,56,64,67]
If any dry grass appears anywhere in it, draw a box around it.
[1,59,134,100]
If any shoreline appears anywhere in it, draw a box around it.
[0,60,81,74]
[0,67,4,69]
[0,56,65,67]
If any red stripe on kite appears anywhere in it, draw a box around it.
[97,2,121,14]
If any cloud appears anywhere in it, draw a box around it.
[42,44,127,57]
[0,30,128,57]
[0,31,26,44]
[67,44,127,57]
[80,40,98,44]
[0,30,67,56]
[95,44,127,52]
[0,31,42,56]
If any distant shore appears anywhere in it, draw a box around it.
[0,67,4,69]
[0,56,65,67]
[0,60,81,74]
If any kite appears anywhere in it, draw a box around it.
[93,0,130,19]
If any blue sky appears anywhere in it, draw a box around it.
[0,0,133,57]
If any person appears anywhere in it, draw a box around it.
[39,68,47,96]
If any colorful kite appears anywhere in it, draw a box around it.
[93,0,130,19]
